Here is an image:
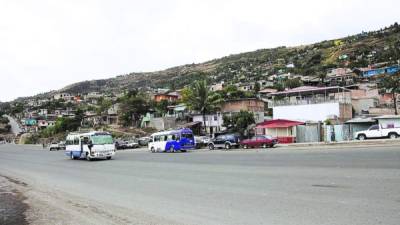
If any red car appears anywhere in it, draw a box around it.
[240,135,278,149]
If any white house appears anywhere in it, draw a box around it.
[192,113,224,135]
[268,86,353,122]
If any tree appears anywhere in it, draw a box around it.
[380,73,400,115]
[118,91,150,127]
[183,80,222,133]
[284,78,302,89]
[254,82,261,93]
[222,110,255,136]
[317,71,327,85]
[96,97,112,115]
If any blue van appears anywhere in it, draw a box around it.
[148,128,196,152]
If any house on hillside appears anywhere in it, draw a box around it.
[192,113,224,135]
[154,93,180,102]
[210,82,225,91]
[221,98,265,123]
[325,68,357,86]
[268,86,353,122]
[53,93,73,101]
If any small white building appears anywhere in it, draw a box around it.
[192,113,224,135]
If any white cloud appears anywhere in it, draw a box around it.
[0,0,399,101]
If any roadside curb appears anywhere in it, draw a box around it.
[277,139,400,148]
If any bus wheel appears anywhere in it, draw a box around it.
[169,146,175,153]
[70,153,75,160]
[181,150,187,153]
[150,147,155,153]
[106,156,112,160]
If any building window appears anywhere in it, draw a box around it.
[214,115,218,121]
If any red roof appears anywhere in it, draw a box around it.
[256,119,304,128]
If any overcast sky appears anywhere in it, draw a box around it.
[0,0,399,102]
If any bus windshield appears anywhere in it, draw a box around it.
[91,135,113,145]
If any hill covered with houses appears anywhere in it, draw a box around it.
[1,23,399,144]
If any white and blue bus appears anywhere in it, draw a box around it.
[65,131,116,160]
[148,128,196,153]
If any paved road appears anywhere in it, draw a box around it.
[0,144,400,225]
[4,115,21,135]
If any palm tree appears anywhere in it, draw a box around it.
[381,73,400,115]
[317,71,327,85]
[183,80,222,134]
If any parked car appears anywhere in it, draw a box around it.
[138,137,151,146]
[194,136,211,149]
[240,135,278,148]
[115,140,128,150]
[125,140,139,149]
[208,133,241,150]
[58,141,66,150]
[49,142,63,151]
[355,124,400,140]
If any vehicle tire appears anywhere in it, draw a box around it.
[150,147,155,153]
[86,153,91,161]
[225,143,231,150]
[358,134,366,140]
[269,144,275,148]
[243,144,248,149]
[262,143,268,148]
[181,150,187,153]
[70,153,76,160]
[208,144,215,150]
[49,148,53,151]
[106,156,112,160]
[389,133,398,139]
[169,146,175,153]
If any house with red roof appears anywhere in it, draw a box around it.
[255,119,304,143]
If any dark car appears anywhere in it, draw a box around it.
[240,135,278,148]
[208,133,241,150]
[115,140,128,150]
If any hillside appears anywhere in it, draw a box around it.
[29,23,400,96]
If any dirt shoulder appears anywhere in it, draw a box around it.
[0,173,182,225]
[0,175,29,225]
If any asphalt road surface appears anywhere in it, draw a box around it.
[0,144,399,225]
[4,115,22,135]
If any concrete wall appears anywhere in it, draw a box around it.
[149,117,176,131]
[273,103,340,122]
[352,98,377,115]
[377,118,400,128]
[221,99,264,113]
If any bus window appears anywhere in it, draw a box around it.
[82,137,90,144]
[154,136,160,142]
[73,138,79,145]
[168,134,178,141]
[181,133,194,139]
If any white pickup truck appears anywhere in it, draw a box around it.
[354,124,400,140]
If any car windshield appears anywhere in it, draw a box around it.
[264,135,273,139]
[181,133,193,139]
[91,135,113,145]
